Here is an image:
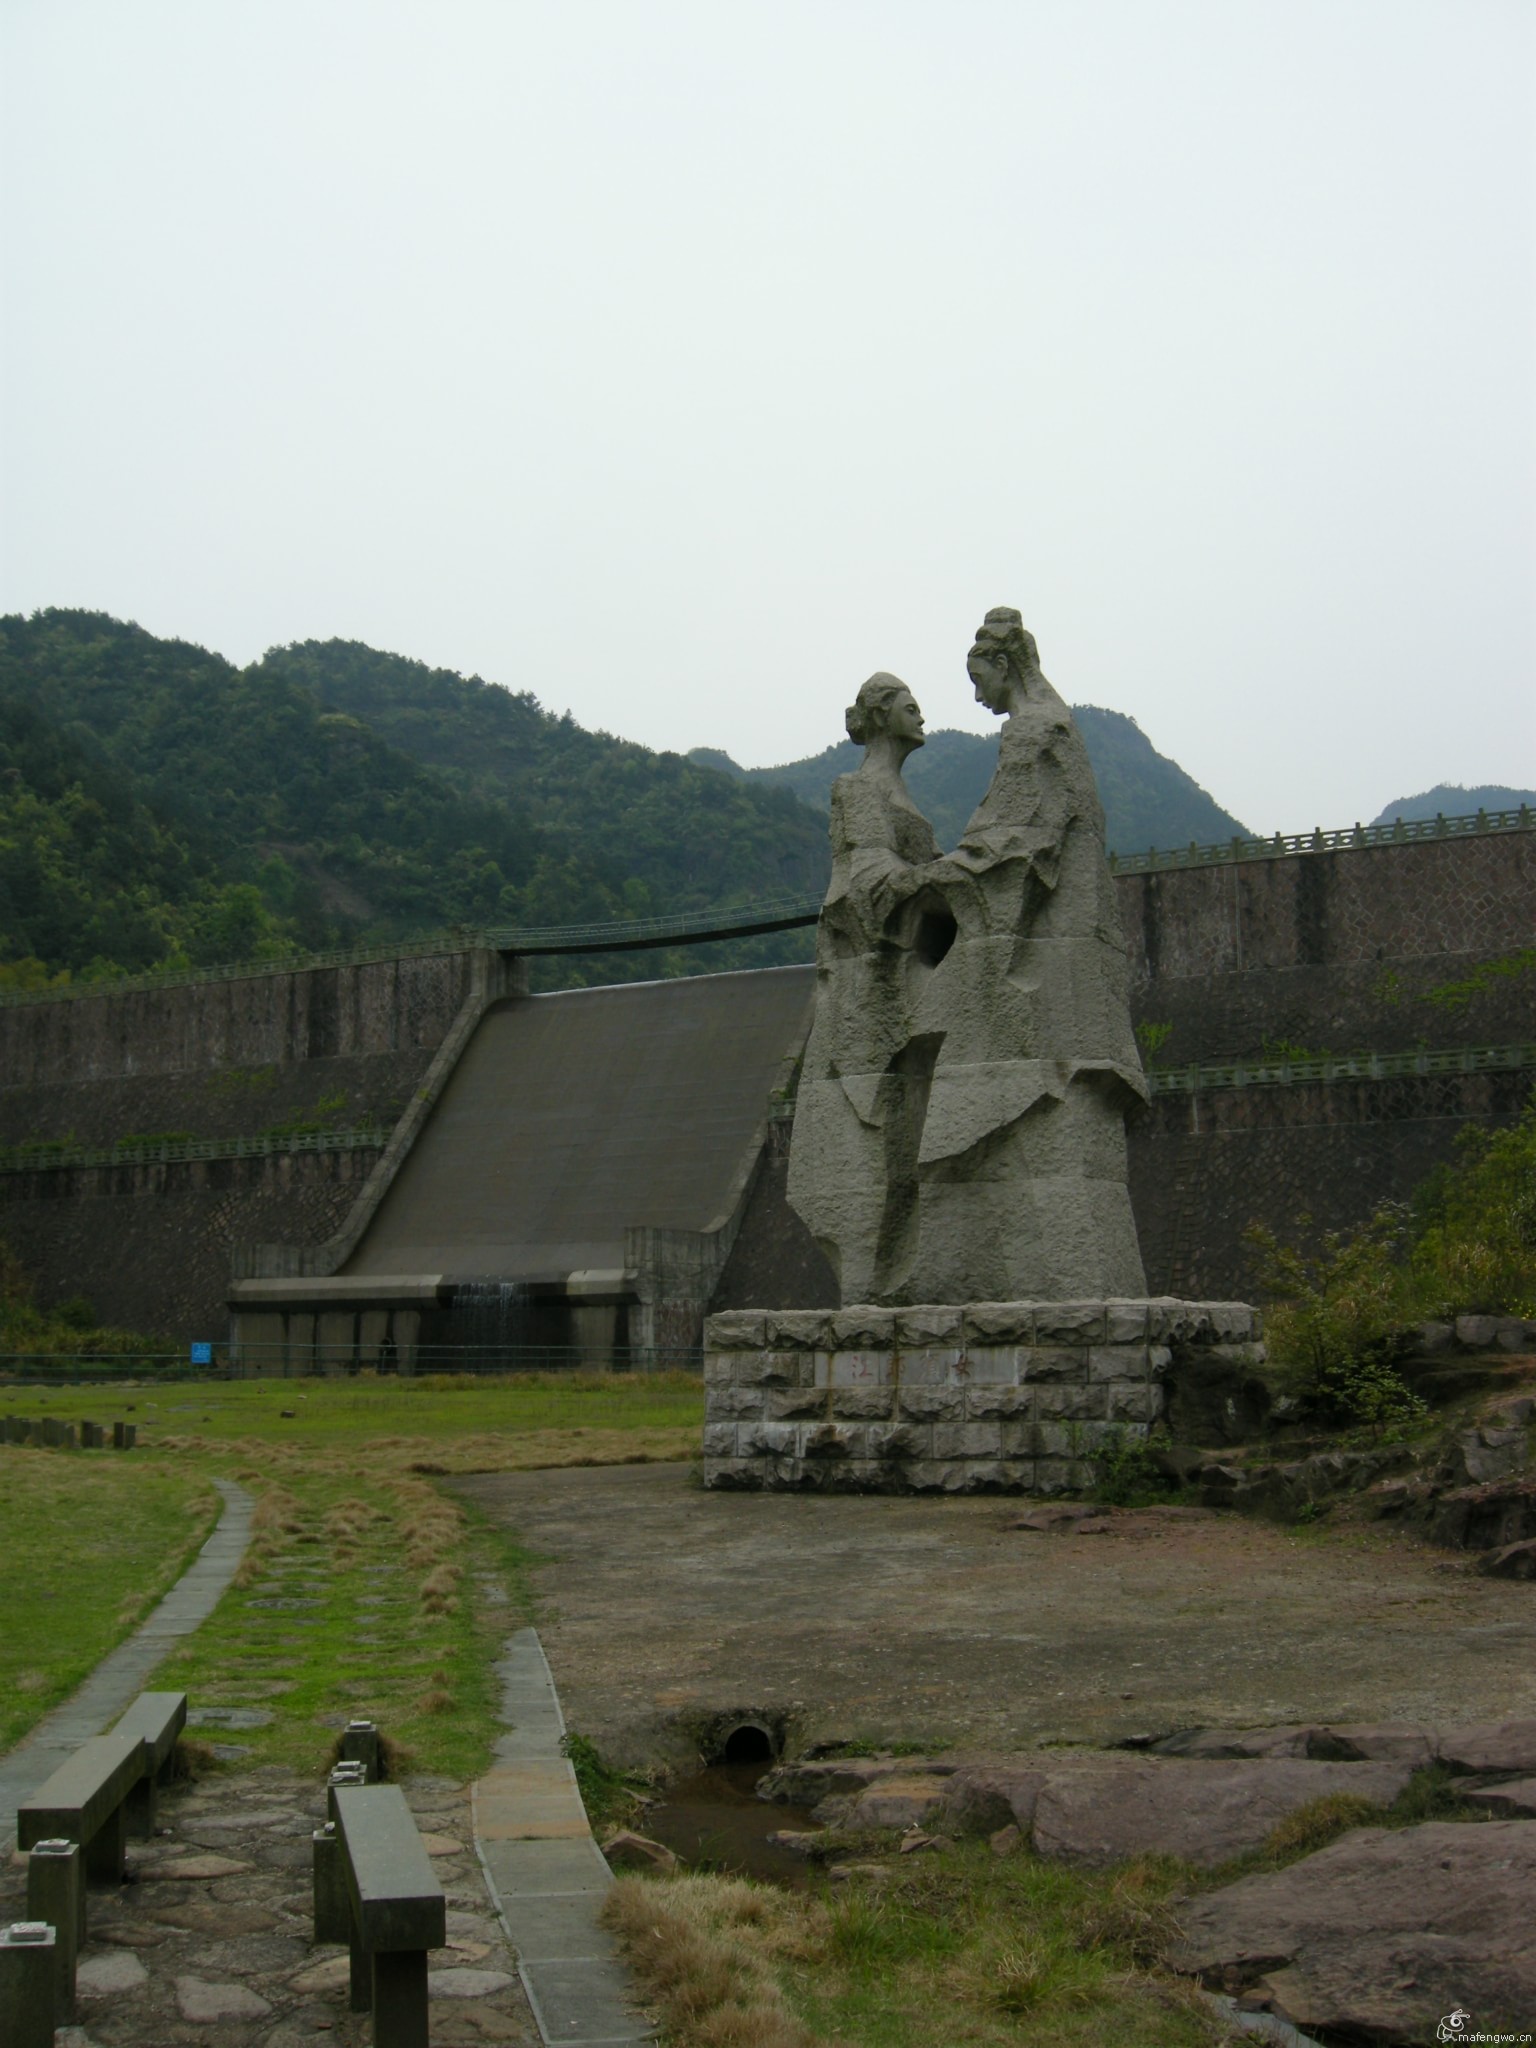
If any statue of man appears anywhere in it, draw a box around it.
[896,607,1148,1302]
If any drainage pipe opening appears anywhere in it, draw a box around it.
[719,1721,776,1766]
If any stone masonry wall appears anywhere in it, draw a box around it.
[1,827,1529,1340]
[0,952,477,1332]
[702,1299,1262,1494]
[1131,1066,1532,1302]
[1120,829,1535,1064]
[0,1149,378,1343]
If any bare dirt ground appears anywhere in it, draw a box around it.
[455,1463,1536,1769]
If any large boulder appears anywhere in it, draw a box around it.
[1438,1720,1536,1775]
[1153,1723,1436,1767]
[1438,1427,1530,1487]
[1168,1821,1536,2045]
[1023,1757,1411,1869]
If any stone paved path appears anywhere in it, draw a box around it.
[473,1629,653,2047]
[0,1477,255,1855]
[1,1762,541,2045]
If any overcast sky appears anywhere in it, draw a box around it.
[2,0,1532,835]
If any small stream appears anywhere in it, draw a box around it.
[641,1759,822,1888]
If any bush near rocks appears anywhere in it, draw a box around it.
[1246,1090,1536,1432]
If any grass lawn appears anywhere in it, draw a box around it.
[0,1452,220,1751]
[0,1370,703,1773]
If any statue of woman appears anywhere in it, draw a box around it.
[787,674,942,1302]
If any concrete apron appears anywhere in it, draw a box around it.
[0,1477,255,1854]
[474,1627,654,2046]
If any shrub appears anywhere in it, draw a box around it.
[1405,1098,1536,1317]
[1245,1209,1425,1432]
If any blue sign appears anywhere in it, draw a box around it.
[190,1341,213,1366]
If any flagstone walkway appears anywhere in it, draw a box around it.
[473,1629,653,2047]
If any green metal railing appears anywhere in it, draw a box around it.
[765,1042,1536,1114]
[0,1127,388,1175]
[1145,1041,1536,1096]
[1105,804,1532,877]
[2,806,1527,1009]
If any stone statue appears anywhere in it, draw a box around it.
[787,674,942,1303]
[788,611,1148,1304]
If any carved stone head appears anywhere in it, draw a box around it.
[845,672,926,753]
[967,608,1041,715]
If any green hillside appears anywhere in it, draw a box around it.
[696,703,1249,853]
[255,639,829,912]
[0,688,223,983]
[0,611,825,990]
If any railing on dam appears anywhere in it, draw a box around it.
[5,1047,1529,1173]
[0,805,1529,1009]
[1144,1040,1536,1096]
[1104,803,1533,877]
[762,1042,1536,1118]
[0,1127,389,1175]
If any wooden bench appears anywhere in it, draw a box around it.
[16,1731,144,1885]
[111,1691,186,1834]
[16,1691,187,1885]
[331,1784,446,2047]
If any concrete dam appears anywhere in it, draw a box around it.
[0,808,1531,1359]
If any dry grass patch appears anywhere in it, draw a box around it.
[605,1872,821,2048]
[604,1847,1237,2048]
[405,1424,698,1475]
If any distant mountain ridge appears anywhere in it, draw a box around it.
[1370,783,1535,826]
[691,705,1250,855]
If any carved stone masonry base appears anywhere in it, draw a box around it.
[702,1299,1263,1494]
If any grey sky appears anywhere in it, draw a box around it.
[3,0,1532,836]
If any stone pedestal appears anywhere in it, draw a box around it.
[702,1299,1262,1493]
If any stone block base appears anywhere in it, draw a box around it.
[702,1299,1263,1494]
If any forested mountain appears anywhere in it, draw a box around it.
[1370,783,1535,826]
[0,687,220,981]
[255,639,828,913]
[0,611,827,988]
[693,704,1249,853]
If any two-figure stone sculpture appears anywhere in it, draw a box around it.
[787,607,1149,1306]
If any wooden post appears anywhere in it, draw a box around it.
[372,1948,429,2047]
[312,1824,350,1943]
[0,1923,57,2048]
[25,1844,79,2020]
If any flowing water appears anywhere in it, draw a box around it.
[447,1281,535,1355]
[642,1761,822,1888]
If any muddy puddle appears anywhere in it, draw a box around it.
[642,1760,822,1887]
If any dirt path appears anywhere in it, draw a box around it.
[455,1463,1536,1768]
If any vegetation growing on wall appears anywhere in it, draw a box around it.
[1418,948,1536,1015]
[0,1239,158,1356]
[1248,1091,1536,1424]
